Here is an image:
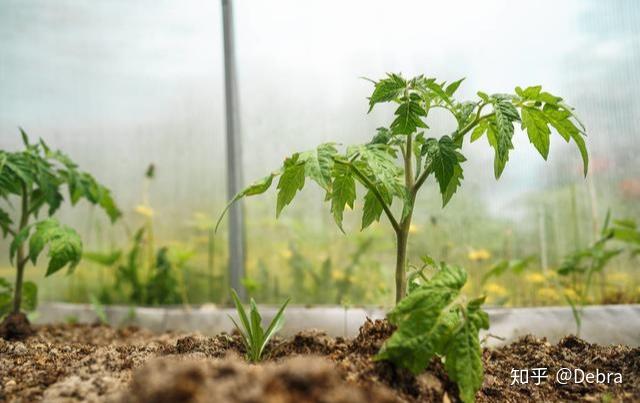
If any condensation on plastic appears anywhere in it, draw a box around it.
[34,303,640,347]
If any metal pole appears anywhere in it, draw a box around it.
[221,0,246,300]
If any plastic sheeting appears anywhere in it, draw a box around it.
[34,303,640,346]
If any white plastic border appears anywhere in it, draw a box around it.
[33,303,640,347]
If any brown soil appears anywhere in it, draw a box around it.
[0,313,34,340]
[0,319,638,402]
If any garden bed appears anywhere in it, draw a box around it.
[1,320,639,402]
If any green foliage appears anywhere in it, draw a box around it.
[219,73,587,232]
[84,227,186,306]
[9,218,83,276]
[481,257,534,284]
[0,130,120,317]
[229,289,290,362]
[376,263,489,403]
[556,212,640,333]
[0,278,38,319]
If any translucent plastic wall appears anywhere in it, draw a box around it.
[1,0,639,307]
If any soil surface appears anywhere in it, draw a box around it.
[0,319,638,402]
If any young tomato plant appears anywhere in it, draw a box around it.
[0,130,120,338]
[229,289,290,362]
[377,261,488,403]
[218,73,588,303]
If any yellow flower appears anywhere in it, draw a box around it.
[408,224,420,234]
[608,272,630,283]
[563,287,579,301]
[484,282,508,297]
[525,272,546,284]
[468,248,491,262]
[331,270,345,281]
[280,248,292,259]
[537,287,559,302]
[134,204,154,217]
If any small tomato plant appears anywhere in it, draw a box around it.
[218,73,588,304]
[0,130,120,337]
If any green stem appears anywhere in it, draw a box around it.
[12,183,30,314]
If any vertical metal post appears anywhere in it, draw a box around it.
[221,0,246,300]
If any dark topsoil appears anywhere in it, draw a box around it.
[0,319,638,402]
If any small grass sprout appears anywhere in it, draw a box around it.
[229,289,290,362]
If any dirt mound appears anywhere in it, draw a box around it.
[121,355,398,403]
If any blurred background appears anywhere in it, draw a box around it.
[1,0,639,308]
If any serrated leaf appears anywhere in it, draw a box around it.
[368,73,406,112]
[521,107,551,159]
[300,143,337,191]
[0,208,12,237]
[542,105,588,175]
[446,78,465,97]
[391,99,427,135]
[492,99,518,177]
[376,264,468,373]
[330,165,356,231]
[444,298,489,403]
[424,137,463,205]
[361,190,383,230]
[276,155,306,217]
[369,127,392,145]
[26,219,82,276]
[470,119,488,143]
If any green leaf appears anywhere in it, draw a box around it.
[229,289,288,362]
[276,155,306,217]
[369,127,392,145]
[424,137,464,206]
[391,98,427,135]
[26,219,83,276]
[491,98,519,177]
[445,78,465,97]
[361,190,383,230]
[330,164,356,231]
[470,119,488,143]
[261,296,290,357]
[376,264,468,373]
[368,73,406,112]
[521,107,551,159]
[83,250,122,266]
[215,173,277,232]
[0,208,12,237]
[444,297,489,403]
[300,143,337,191]
[358,144,401,187]
[21,281,38,312]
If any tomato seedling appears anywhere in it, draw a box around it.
[218,73,588,304]
[0,130,120,338]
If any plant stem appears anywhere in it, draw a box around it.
[394,134,417,303]
[395,227,408,303]
[12,183,30,314]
